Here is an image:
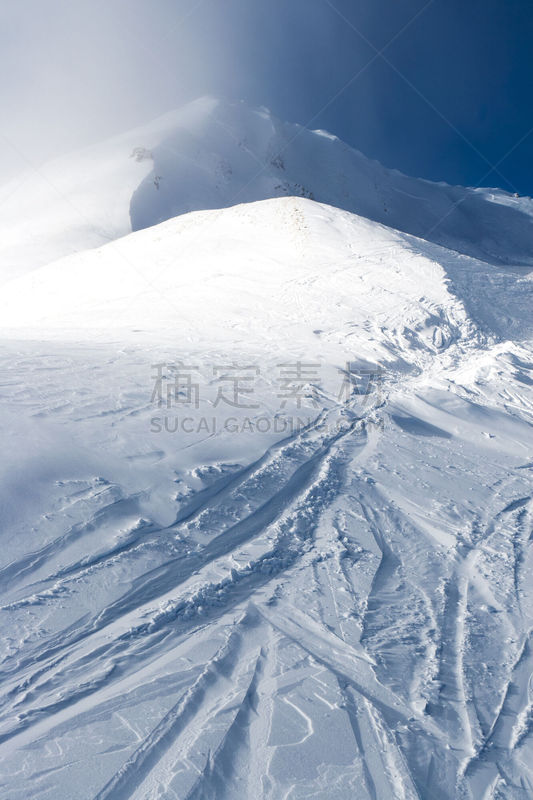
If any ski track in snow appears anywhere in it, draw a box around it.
[0,331,531,799]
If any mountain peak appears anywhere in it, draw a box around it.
[1,97,532,285]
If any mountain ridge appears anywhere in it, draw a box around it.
[1,96,532,286]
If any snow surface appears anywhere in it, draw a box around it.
[1,101,533,799]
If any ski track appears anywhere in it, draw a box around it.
[2,368,533,798]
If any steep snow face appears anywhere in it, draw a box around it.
[0,98,220,284]
[1,97,532,284]
[129,99,533,268]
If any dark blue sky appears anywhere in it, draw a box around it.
[227,0,533,194]
[2,0,532,193]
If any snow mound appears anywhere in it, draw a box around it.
[1,197,482,368]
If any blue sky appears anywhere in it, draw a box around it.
[2,0,532,193]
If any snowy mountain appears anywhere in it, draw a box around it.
[1,97,532,285]
[1,101,533,799]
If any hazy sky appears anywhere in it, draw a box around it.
[2,0,532,192]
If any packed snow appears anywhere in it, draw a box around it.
[0,101,532,799]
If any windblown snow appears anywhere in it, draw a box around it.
[0,99,532,800]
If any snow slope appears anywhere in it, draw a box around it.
[1,97,532,285]
[1,190,533,798]
[0,197,476,359]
